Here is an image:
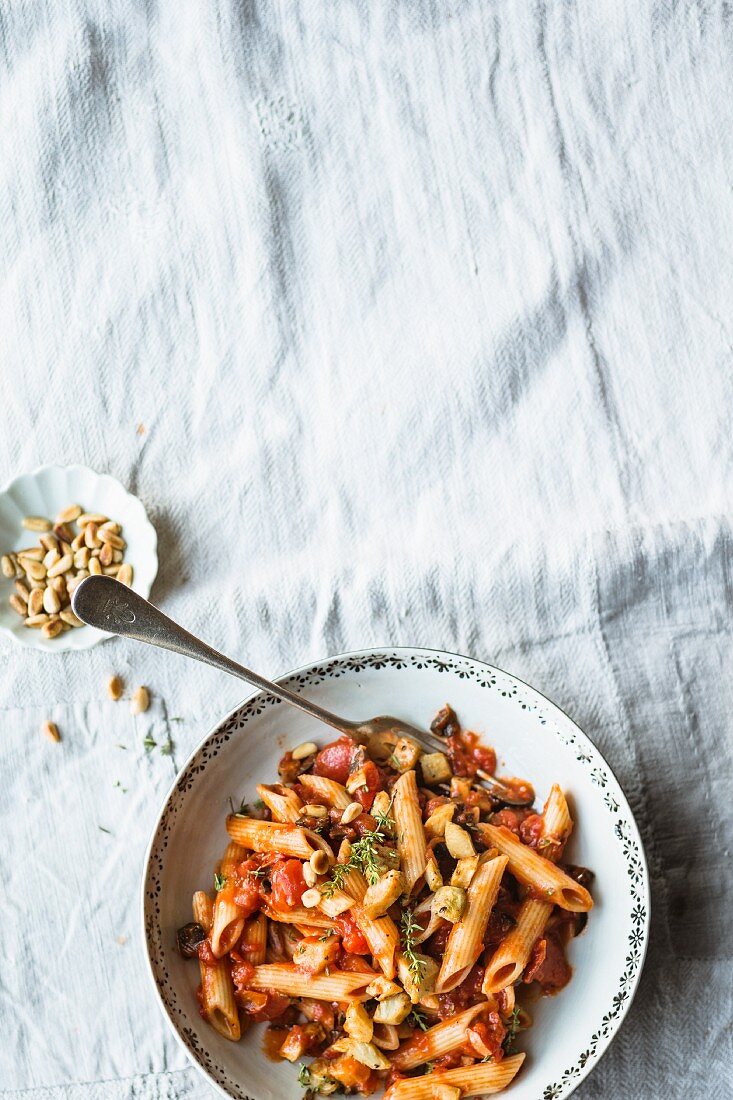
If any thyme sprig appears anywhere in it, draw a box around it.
[400,907,426,984]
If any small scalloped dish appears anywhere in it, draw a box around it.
[0,464,158,651]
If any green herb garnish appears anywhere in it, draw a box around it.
[400,908,426,984]
[143,734,157,751]
[214,872,227,892]
[408,1007,429,1031]
[297,1064,311,1087]
[228,796,250,816]
[502,1006,524,1052]
[99,825,112,834]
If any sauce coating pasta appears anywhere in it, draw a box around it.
[179,704,593,1097]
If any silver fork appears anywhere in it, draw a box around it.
[72,576,527,804]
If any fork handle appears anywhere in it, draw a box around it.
[71,575,350,735]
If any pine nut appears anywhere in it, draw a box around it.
[18,547,44,561]
[43,586,61,614]
[116,563,132,585]
[107,675,123,700]
[88,556,102,575]
[42,619,63,638]
[301,888,321,909]
[292,741,317,761]
[56,504,82,524]
[28,589,44,616]
[130,686,150,714]
[40,533,59,553]
[77,513,108,526]
[23,516,51,532]
[341,801,363,825]
[302,863,317,887]
[99,542,113,566]
[25,614,50,627]
[98,529,125,549]
[43,548,60,570]
[310,850,330,875]
[59,608,83,627]
[103,564,121,576]
[42,720,61,742]
[47,554,72,578]
[71,531,86,551]
[24,559,46,581]
[74,547,90,569]
[99,521,121,534]
[14,580,29,603]
[1,555,14,577]
[303,803,328,819]
[84,522,101,549]
[53,523,74,543]
[9,594,26,617]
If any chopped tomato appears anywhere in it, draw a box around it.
[232,879,262,918]
[445,729,496,778]
[269,859,307,910]
[523,931,572,992]
[196,938,219,967]
[247,990,292,1021]
[230,952,255,992]
[299,999,336,1030]
[313,736,359,784]
[353,759,381,810]
[491,808,532,835]
[466,1015,506,1062]
[327,1054,374,1091]
[425,795,451,818]
[519,813,545,848]
[337,913,370,955]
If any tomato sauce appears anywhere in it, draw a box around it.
[262,1025,288,1060]
[445,730,497,778]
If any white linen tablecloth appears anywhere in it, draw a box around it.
[1,1,732,1097]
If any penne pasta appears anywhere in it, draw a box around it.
[210,888,245,957]
[247,963,372,1001]
[436,854,508,992]
[298,773,352,810]
[392,1004,487,1070]
[383,1053,525,1099]
[262,902,335,930]
[483,785,574,993]
[483,897,551,993]
[256,783,303,823]
[392,770,426,896]
[226,816,334,861]
[183,707,592,1096]
[352,903,400,979]
[210,842,249,956]
[239,912,267,965]
[191,890,240,1041]
[477,823,593,911]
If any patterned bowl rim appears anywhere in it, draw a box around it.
[141,646,650,1100]
[0,462,158,651]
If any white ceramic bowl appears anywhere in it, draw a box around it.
[143,649,650,1100]
[0,464,158,651]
